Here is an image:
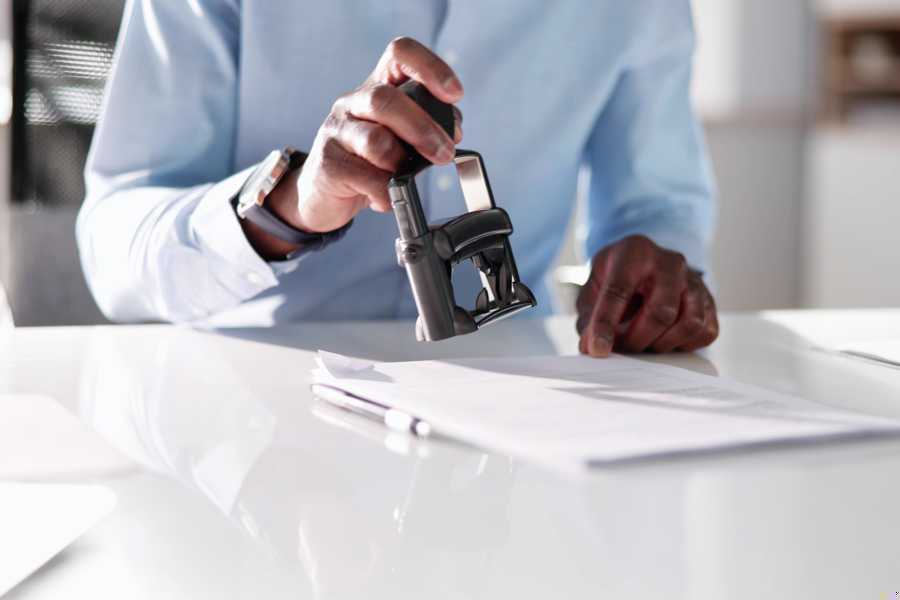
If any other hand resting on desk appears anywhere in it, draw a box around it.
[576,235,719,357]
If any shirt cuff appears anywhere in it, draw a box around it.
[189,165,280,300]
[587,226,708,275]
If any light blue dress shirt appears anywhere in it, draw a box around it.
[77,0,715,326]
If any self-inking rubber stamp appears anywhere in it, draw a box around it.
[389,81,536,341]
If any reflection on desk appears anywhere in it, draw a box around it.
[1,312,894,599]
[79,328,522,598]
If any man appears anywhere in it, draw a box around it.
[77,0,718,357]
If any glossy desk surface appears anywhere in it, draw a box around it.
[3,310,900,599]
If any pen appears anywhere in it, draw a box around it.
[310,384,433,437]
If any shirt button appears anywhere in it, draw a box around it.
[443,50,459,66]
[436,174,454,191]
[245,272,264,286]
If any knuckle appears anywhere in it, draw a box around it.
[415,120,438,144]
[685,278,704,299]
[613,235,658,267]
[669,252,688,273]
[362,126,393,156]
[599,283,631,304]
[591,244,619,271]
[330,93,351,115]
[387,36,414,57]
[648,303,679,328]
[660,254,689,287]
[321,138,348,173]
[623,234,654,252]
[328,96,344,116]
[365,84,396,114]
[593,245,613,262]
[684,316,705,336]
[322,136,342,157]
[367,167,391,187]
[322,112,342,135]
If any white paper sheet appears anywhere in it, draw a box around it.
[837,340,900,368]
[311,352,900,470]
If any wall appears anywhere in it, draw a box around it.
[705,123,807,310]
[0,0,11,316]
[694,0,815,310]
[804,127,900,307]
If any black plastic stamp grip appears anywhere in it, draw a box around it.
[388,80,536,341]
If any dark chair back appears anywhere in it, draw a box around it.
[12,0,125,208]
[7,0,125,325]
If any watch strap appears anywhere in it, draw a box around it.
[243,201,332,246]
[234,195,353,255]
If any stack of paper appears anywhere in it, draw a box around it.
[311,352,900,470]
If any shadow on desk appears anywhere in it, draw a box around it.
[207,314,720,378]
[208,316,565,362]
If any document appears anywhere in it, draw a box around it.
[836,340,900,368]
[311,352,900,470]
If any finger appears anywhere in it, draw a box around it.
[333,116,406,172]
[617,256,688,352]
[575,284,596,336]
[373,37,463,103]
[650,280,707,354]
[320,137,393,211]
[581,266,641,358]
[575,287,594,355]
[679,293,720,352]
[616,277,681,353]
[339,84,456,164]
[452,105,463,143]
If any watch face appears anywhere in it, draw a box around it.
[236,149,291,216]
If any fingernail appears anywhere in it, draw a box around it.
[444,75,463,96]
[435,140,455,163]
[590,334,612,357]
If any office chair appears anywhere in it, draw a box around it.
[7,0,124,325]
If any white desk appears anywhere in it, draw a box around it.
[3,310,900,599]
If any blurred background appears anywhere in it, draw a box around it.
[0,0,897,326]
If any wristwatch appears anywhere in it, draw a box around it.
[234,147,352,255]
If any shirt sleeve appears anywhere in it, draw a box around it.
[77,0,282,324]
[582,0,716,273]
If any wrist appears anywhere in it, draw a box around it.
[236,148,353,261]
[266,168,307,231]
[239,217,300,261]
[240,165,303,261]
[266,168,348,235]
